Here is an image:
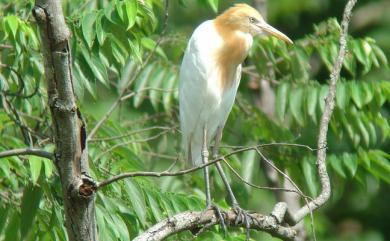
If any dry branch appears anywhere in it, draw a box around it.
[289,0,357,225]
[133,209,297,241]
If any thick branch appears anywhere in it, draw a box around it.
[133,209,297,241]
[33,1,97,240]
[0,148,53,160]
[289,0,357,225]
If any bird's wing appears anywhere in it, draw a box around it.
[179,20,223,165]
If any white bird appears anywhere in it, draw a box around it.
[179,3,292,228]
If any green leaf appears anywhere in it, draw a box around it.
[160,194,175,216]
[358,147,370,168]
[134,64,154,107]
[289,87,304,125]
[343,50,356,76]
[343,153,358,177]
[162,71,177,111]
[110,36,127,66]
[4,211,20,241]
[351,39,366,66]
[29,156,42,184]
[146,192,163,221]
[129,39,142,63]
[307,86,318,123]
[317,44,333,71]
[149,66,166,110]
[366,119,377,146]
[367,150,390,184]
[207,0,219,13]
[43,158,54,178]
[82,12,96,48]
[276,83,289,121]
[361,40,373,73]
[74,61,96,98]
[4,15,19,38]
[362,82,374,105]
[329,155,346,178]
[0,206,9,234]
[372,44,388,66]
[350,81,363,108]
[125,180,147,226]
[336,82,349,109]
[96,11,106,45]
[81,48,108,86]
[141,37,167,60]
[91,53,109,86]
[20,184,42,239]
[302,156,318,196]
[116,1,124,21]
[125,0,138,30]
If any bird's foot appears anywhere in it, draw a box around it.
[232,204,256,241]
[196,204,227,237]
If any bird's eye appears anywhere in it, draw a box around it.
[249,17,256,23]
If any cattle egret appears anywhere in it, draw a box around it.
[179,3,293,230]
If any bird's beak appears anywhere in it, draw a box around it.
[256,22,293,44]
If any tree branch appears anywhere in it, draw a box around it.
[289,0,357,225]
[133,209,297,241]
[0,148,53,160]
[33,0,97,240]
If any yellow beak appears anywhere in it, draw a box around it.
[257,22,293,44]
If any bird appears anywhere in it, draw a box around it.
[179,3,293,232]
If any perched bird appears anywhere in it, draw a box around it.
[179,3,292,228]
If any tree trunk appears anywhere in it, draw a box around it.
[32,1,97,240]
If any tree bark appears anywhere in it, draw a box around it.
[32,1,97,240]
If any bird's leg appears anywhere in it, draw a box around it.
[201,125,211,207]
[200,125,226,235]
[213,126,254,241]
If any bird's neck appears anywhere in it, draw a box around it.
[213,20,252,92]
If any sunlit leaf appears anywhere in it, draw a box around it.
[29,155,42,184]
[4,15,19,38]
[207,0,219,13]
[276,83,289,121]
[82,12,96,48]
[125,0,138,30]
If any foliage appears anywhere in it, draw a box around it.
[0,0,389,241]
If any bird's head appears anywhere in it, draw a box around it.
[216,4,293,44]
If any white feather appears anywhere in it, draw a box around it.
[179,20,252,166]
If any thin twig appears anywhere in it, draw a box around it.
[221,158,313,200]
[0,148,53,160]
[97,156,222,189]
